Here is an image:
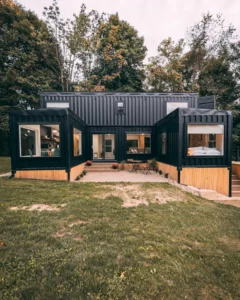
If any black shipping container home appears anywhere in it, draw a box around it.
[155,108,232,196]
[9,92,233,196]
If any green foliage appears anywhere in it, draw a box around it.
[0,0,61,154]
[90,14,147,92]
[0,0,61,109]
[145,13,240,108]
[146,38,186,92]
[184,13,239,107]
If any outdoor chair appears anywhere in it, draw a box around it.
[141,160,152,175]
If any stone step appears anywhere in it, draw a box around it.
[232,175,238,179]
[85,168,119,172]
[88,164,114,167]
[232,185,240,191]
[231,191,240,197]
[231,179,240,185]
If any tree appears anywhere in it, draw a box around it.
[90,14,147,92]
[183,13,239,107]
[0,0,61,154]
[43,1,105,92]
[145,38,186,92]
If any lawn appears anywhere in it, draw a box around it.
[0,157,10,174]
[0,178,239,299]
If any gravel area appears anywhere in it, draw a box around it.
[81,171,169,182]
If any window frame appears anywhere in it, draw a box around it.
[185,123,225,158]
[161,131,167,155]
[166,102,188,115]
[18,123,61,158]
[73,127,82,157]
[126,132,151,154]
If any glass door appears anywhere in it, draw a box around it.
[92,134,115,160]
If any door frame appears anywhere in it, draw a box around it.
[91,133,116,160]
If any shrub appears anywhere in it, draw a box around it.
[120,160,125,170]
[86,160,92,166]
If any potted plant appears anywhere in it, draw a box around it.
[159,170,162,175]
[165,173,169,178]
[86,160,92,166]
[112,163,118,169]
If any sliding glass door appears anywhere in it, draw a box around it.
[92,134,115,160]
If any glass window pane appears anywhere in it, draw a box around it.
[187,125,224,156]
[40,125,60,157]
[167,102,188,114]
[126,133,151,154]
[73,128,82,156]
[20,127,36,156]
[19,124,60,157]
[161,132,167,154]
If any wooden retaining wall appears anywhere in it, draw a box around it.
[15,162,86,181]
[70,162,86,181]
[180,167,229,196]
[15,170,68,181]
[156,161,230,196]
[156,162,178,181]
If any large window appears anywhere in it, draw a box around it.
[19,124,60,157]
[187,124,224,156]
[73,128,82,156]
[126,133,151,154]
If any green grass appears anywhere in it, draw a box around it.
[0,157,11,174]
[0,178,240,299]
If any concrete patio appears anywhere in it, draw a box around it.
[81,171,169,182]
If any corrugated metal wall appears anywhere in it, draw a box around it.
[40,93,198,126]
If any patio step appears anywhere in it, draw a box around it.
[231,191,240,197]
[85,163,119,172]
[232,185,240,191]
[231,173,240,196]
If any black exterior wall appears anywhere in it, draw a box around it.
[155,108,233,169]
[86,126,155,162]
[40,92,200,126]
[10,93,224,177]
[10,109,87,174]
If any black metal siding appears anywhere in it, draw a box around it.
[154,108,232,168]
[87,126,154,162]
[10,109,87,172]
[40,92,198,126]
[155,110,179,167]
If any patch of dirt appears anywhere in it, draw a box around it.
[69,220,88,227]
[9,204,67,212]
[53,230,82,241]
[116,254,122,265]
[53,231,72,238]
[101,184,184,207]
[73,236,82,241]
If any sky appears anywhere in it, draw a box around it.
[17,0,240,59]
